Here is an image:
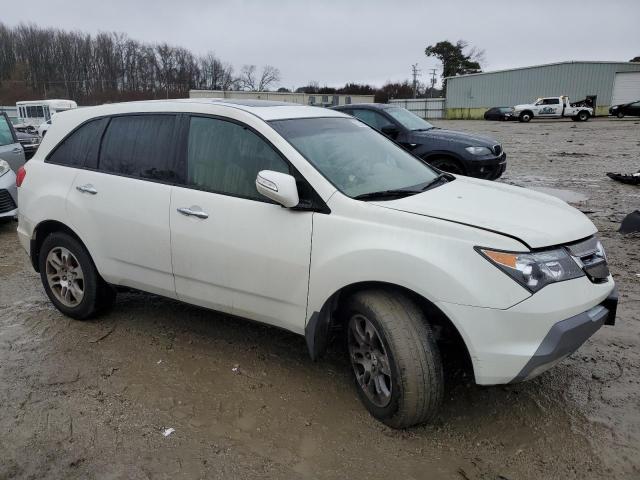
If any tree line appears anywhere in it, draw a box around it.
[0,22,483,106]
[0,22,282,104]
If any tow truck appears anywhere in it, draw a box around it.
[513,96,593,122]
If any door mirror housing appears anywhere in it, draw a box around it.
[256,170,300,208]
[381,125,399,138]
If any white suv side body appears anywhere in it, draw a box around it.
[17,99,616,427]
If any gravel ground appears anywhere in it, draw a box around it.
[0,117,638,480]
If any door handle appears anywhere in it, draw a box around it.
[76,184,98,195]
[12,147,22,153]
[177,206,209,219]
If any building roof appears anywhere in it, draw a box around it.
[57,98,349,123]
[445,60,640,80]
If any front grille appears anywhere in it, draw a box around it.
[0,189,17,214]
[493,144,502,156]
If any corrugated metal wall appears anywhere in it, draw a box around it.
[446,62,640,115]
[388,98,445,119]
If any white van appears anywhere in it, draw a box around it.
[16,99,78,131]
[16,99,617,427]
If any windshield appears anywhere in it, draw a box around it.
[270,117,439,198]
[384,107,434,131]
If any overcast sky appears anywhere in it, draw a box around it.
[3,0,639,89]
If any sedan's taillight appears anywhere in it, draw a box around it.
[16,166,26,187]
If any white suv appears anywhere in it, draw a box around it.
[16,99,617,428]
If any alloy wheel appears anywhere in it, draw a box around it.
[348,314,393,407]
[45,247,85,307]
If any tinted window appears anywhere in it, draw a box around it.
[385,107,434,130]
[0,115,14,146]
[352,109,394,130]
[99,115,182,182]
[542,98,560,105]
[48,118,108,168]
[187,116,289,200]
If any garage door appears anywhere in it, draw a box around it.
[611,71,640,105]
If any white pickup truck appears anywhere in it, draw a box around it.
[513,96,593,122]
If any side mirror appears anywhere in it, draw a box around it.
[256,170,299,208]
[381,125,399,138]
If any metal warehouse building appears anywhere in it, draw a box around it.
[445,61,640,119]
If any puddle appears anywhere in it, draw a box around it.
[529,186,589,203]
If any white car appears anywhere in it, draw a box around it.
[16,99,617,427]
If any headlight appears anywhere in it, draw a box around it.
[478,247,584,292]
[465,146,492,155]
[0,159,10,177]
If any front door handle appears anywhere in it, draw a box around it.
[76,184,98,195]
[177,206,209,219]
[12,147,22,153]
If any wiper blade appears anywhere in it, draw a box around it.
[420,173,451,191]
[353,189,422,201]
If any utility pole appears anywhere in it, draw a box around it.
[428,68,437,98]
[411,63,421,99]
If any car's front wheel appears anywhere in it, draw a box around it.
[345,289,443,428]
[519,112,532,122]
[429,157,465,175]
[39,232,115,319]
[616,111,624,119]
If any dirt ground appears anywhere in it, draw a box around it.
[1,117,639,480]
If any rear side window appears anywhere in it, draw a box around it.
[47,118,108,168]
[99,115,182,183]
[351,109,393,130]
[187,116,289,200]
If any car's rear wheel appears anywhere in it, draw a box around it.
[429,157,465,175]
[39,232,115,319]
[616,111,625,119]
[345,289,444,428]
[577,111,590,122]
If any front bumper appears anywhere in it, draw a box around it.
[0,170,18,219]
[466,152,507,180]
[437,276,616,385]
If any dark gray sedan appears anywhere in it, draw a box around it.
[331,104,506,180]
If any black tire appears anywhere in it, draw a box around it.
[519,111,532,122]
[345,289,444,428]
[616,111,624,119]
[577,110,590,122]
[429,156,465,175]
[38,232,115,320]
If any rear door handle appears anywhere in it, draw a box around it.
[76,184,98,195]
[177,206,209,219]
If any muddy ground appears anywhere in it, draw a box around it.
[1,117,638,480]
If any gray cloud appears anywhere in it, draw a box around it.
[3,0,639,89]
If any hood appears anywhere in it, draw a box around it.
[513,104,531,110]
[411,128,497,147]
[371,176,596,249]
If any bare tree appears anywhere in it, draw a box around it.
[257,65,280,91]
[238,64,257,91]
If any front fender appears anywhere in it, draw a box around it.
[306,198,531,329]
